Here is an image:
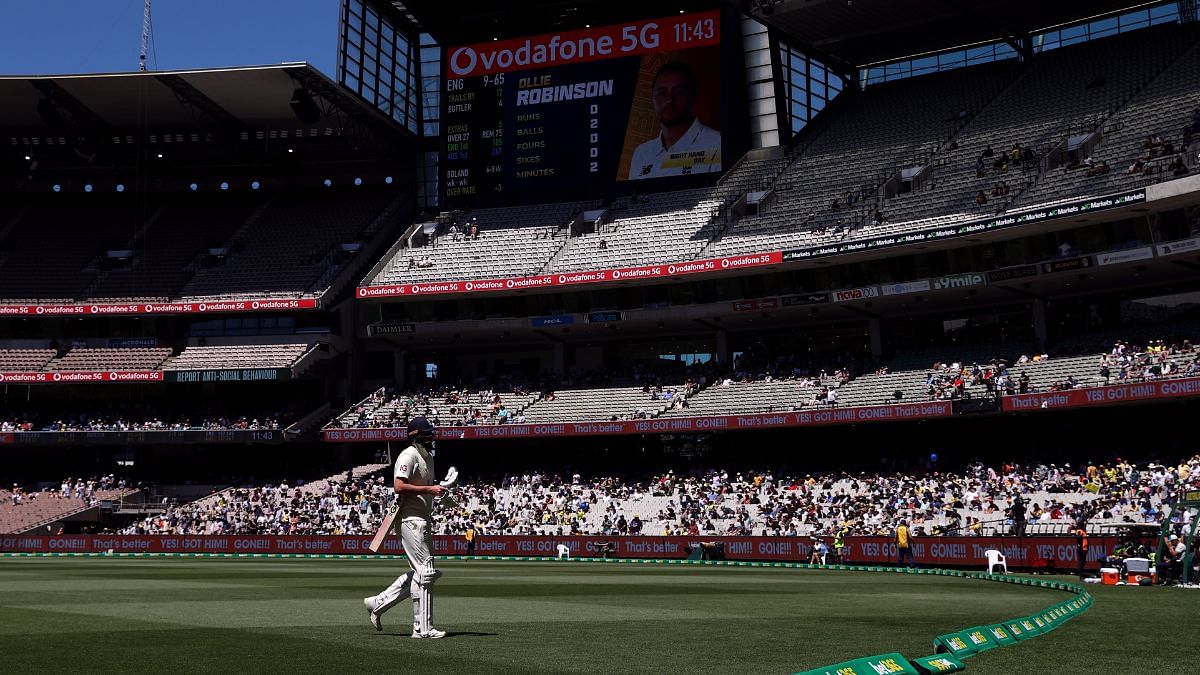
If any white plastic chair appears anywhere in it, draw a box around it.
[556,544,570,560]
[985,549,1007,574]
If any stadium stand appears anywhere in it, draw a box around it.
[123,462,391,536]
[180,189,398,298]
[0,198,140,301]
[132,453,1199,539]
[86,194,263,301]
[329,385,543,428]
[708,62,1021,256]
[1022,29,1200,201]
[371,200,597,285]
[1,477,136,534]
[518,384,691,423]
[162,342,314,370]
[0,348,56,371]
[709,26,1199,257]
[326,335,1198,426]
[548,189,723,272]
[43,347,172,371]
[1,409,285,432]
[896,24,1198,222]
[0,189,400,303]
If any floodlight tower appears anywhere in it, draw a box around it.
[139,0,152,72]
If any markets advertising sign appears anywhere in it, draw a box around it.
[442,10,735,205]
[986,264,1038,283]
[356,251,781,298]
[880,280,930,296]
[8,429,282,445]
[322,401,953,442]
[1095,246,1153,266]
[781,190,1146,263]
[0,371,162,384]
[1000,377,1200,411]
[1156,236,1200,257]
[0,534,1114,566]
[0,298,317,317]
[932,273,985,290]
[164,369,291,383]
[832,286,879,303]
[367,322,416,336]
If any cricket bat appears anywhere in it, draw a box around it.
[369,503,399,553]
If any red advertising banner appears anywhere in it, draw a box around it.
[1001,377,1200,412]
[0,298,318,318]
[357,252,783,299]
[845,536,1121,572]
[322,402,954,442]
[0,433,12,444]
[0,534,1121,569]
[0,371,163,384]
[445,10,720,78]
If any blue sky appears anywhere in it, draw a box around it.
[0,0,339,77]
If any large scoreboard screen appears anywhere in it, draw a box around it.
[441,10,729,205]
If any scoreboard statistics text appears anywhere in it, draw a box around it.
[442,10,724,205]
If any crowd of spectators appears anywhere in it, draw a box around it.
[437,455,1197,539]
[7,475,126,508]
[1,410,284,432]
[131,454,1199,542]
[1097,338,1198,384]
[124,474,392,536]
[328,334,1198,429]
[335,379,547,429]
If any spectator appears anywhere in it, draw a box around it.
[895,519,913,568]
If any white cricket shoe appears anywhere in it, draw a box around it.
[411,628,447,639]
[363,597,383,631]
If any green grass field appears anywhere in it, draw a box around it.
[0,557,1194,673]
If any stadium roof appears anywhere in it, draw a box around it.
[755,0,1168,68]
[2,64,412,165]
[398,0,1165,69]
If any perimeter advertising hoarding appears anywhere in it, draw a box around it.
[5,430,283,445]
[0,371,162,384]
[1000,376,1200,411]
[441,10,732,205]
[781,190,1146,263]
[0,534,1120,568]
[0,299,317,317]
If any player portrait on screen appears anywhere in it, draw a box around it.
[627,60,721,180]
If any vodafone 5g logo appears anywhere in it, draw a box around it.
[448,47,478,77]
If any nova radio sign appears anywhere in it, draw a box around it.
[832,286,879,303]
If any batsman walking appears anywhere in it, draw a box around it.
[363,416,456,638]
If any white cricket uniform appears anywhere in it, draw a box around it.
[367,442,441,634]
[628,117,721,180]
